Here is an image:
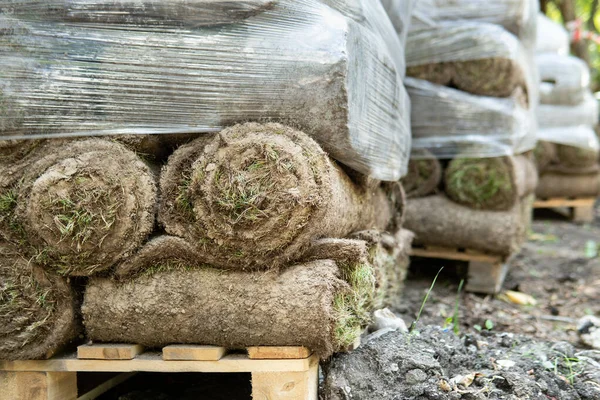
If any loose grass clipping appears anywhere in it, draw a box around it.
[159,122,397,270]
[84,236,372,359]
[0,242,79,360]
[0,139,157,276]
[444,155,537,211]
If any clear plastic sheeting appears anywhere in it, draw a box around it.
[0,0,277,27]
[412,0,539,49]
[537,54,590,106]
[537,91,599,129]
[538,125,600,151]
[406,77,536,160]
[320,0,407,76]
[0,0,411,181]
[406,22,524,66]
[380,0,416,44]
[536,13,569,56]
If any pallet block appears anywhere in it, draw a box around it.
[533,197,596,223]
[0,345,318,400]
[410,245,508,294]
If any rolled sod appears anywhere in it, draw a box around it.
[536,172,600,199]
[84,237,377,358]
[404,194,528,256]
[0,242,79,360]
[534,141,557,173]
[407,58,527,101]
[159,122,398,270]
[444,155,537,211]
[401,150,442,198]
[0,139,157,276]
[303,229,413,313]
[555,144,599,169]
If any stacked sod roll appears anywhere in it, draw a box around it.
[534,16,600,199]
[83,123,413,358]
[0,0,414,360]
[396,0,539,258]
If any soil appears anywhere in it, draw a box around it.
[99,205,600,399]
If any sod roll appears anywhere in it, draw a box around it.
[0,139,157,276]
[401,150,442,198]
[444,155,537,211]
[159,122,398,270]
[0,242,79,360]
[534,141,557,173]
[555,144,599,169]
[536,172,600,199]
[84,239,373,358]
[404,194,527,256]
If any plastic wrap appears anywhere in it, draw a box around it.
[406,77,536,160]
[537,54,590,106]
[0,1,278,27]
[320,0,406,76]
[406,22,535,104]
[412,0,539,49]
[0,0,411,181]
[537,91,598,129]
[536,14,569,56]
[537,125,600,151]
[380,0,417,44]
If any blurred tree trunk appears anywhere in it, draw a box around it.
[558,0,591,65]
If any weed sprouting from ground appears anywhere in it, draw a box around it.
[410,267,443,333]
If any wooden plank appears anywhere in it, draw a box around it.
[247,347,311,360]
[0,353,316,374]
[533,197,595,208]
[465,260,509,294]
[78,344,144,360]
[78,372,136,400]
[410,246,501,264]
[163,345,226,361]
[251,356,318,400]
[0,371,77,400]
[572,205,595,223]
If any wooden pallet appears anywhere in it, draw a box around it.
[409,245,508,294]
[533,197,596,223]
[0,344,318,400]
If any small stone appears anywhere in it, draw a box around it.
[369,308,408,333]
[578,316,600,349]
[405,369,428,385]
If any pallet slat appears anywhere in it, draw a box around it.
[78,344,144,360]
[247,347,311,360]
[163,345,227,361]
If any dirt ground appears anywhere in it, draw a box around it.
[400,206,600,346]
[100,206,600,399]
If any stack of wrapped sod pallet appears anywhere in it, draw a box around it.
[400,0,539,258]
[0,0,414,361]
[534,15,600,199]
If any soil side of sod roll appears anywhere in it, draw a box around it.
[158,122,398,270]
[0,242,79,360]
[0,139,158,276]
[404,194,529,256]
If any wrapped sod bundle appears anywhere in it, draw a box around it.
[406,22,532,101]
[411,0,539,48]
[0,139,157,276]
[537,55,591,106]
[536,14,569,56]
[406,78,535,159]
[0,242,79,360]
[0,0,410,180]
[83,230,413,358]
[159,123,403,270]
